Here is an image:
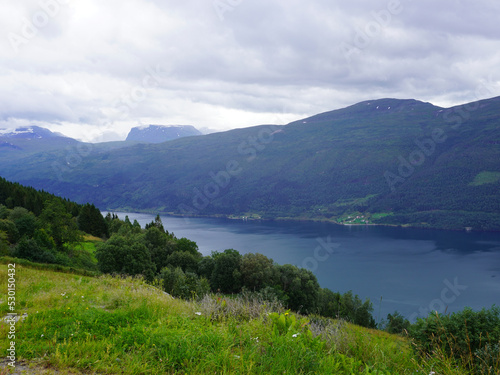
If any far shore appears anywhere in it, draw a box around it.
[102,209,489,233]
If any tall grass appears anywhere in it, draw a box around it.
[0,262,483,374]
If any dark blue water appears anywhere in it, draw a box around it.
[109,212,500,322]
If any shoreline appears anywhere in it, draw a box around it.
[103,209,497,233]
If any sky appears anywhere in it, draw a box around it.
[1,0,499,142]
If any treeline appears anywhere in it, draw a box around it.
[0,176,80,217]
[0,176,108,268]
[97,214,376,328]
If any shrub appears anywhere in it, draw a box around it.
[410,306,500,373]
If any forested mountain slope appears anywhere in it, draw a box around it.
[1,97,499,230]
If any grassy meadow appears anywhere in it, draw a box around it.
[0,258,486,374]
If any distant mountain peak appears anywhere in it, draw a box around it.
[0,126,67,139]
[126,124,202,143]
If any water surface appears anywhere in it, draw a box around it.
[109,212,500,321]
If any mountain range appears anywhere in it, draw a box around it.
[126,125,202,143]
[1,97,499,231]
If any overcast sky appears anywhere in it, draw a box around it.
[1,0,499,142]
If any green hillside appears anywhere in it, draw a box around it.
[1,260,494,375]
[1,97,499,231]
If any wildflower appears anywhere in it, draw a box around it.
[234,355,240,359]
[292,333,300,338]
[195,312,202,316]
[61,293,66,297]
[41,334,44,337]
[429,372,435,375]
[81,296,84,298]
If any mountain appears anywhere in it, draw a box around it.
[0,126,60,139]
[126,125,202,143]
[0,126,79,155]
[1,97,499,231]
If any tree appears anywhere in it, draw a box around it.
[145,214,166,234]
[9,207,37,238]
[165,251,199,273]
[123,242,155,281]
[161,267,187,298]
[78,203,109,238]
[339,291,375,328]
[0,205,9,219]
[14,237,55,263]
[142,226,173,273]
[0,231,9,255]
[132,219,142,233]
[33,228,56,252]
[240,253,278,291]
[198,256,215,280]
[175,238,200,256]
[211,249,242,293]
[95,235,155,281]
[317,288,342,318]
[276,264,320,313]
[0,219,19,244]
[385,311,410,334]
[39,200,81,249]
[13,213,38,238]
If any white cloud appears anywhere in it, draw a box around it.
[0,0,499,141]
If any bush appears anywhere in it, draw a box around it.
[161,266,210,299]
[385,311,410,335]
[14,237,56,263]
[410,306,500,373]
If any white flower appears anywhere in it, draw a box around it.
[429,372,435,375]
[61,293,66,296]
[195,312,202,316]
[41,334,44,337]
[292,333,300,338]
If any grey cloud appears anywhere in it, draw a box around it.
[0,0,499,141]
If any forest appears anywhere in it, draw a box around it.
[1,176,499,373]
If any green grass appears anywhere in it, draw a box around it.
[0,260,470,374]
[470,171,500,186]
[75,241,98,255]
